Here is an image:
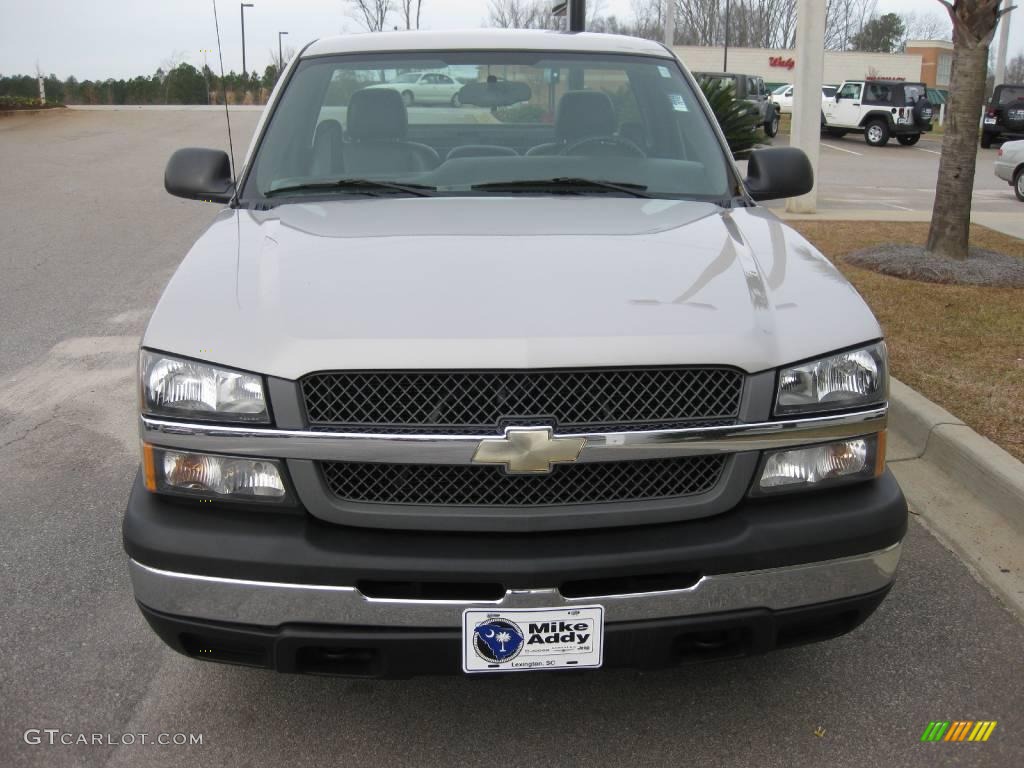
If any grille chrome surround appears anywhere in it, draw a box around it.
[320,455,727,508]
[301,367,744,434]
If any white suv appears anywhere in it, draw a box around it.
[772,84,837,114]
[823,80,934,147]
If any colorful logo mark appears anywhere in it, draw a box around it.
[920,721,997,742]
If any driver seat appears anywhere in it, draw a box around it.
[525,90,618,156]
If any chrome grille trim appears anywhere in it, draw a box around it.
[140,406,887,464]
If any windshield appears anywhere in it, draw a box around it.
[998,86,1024,104]
[902,83,927,104]
[243,50,733,204]
[772,85,789,95]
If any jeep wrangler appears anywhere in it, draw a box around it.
[124,30,906,678]
[982,84,1024,148]
[695,71,781,137]
[823,79,934,147]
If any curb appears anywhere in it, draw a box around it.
[888,377,1024,535]
[0,107,66,118]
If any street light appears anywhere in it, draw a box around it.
[240,4,254,78]
[278,31,289,74]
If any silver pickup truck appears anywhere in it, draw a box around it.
[124,29,906,678]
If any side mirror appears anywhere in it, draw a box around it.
[165,148,234,203]
[745,147,814,201]
[835,93,842,102]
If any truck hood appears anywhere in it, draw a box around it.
[144,197,880,379]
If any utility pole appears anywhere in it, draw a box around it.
[723,0,731,71]
[664,0,674,47]
[567,0,585,32]
[994,0,1012,86]
[785,0,826,214]
[241,3,254,77]
[278,30,289,74]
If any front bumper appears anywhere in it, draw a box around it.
[137,586,893,677]
[984,123,1024,139]
[124,470,906,675]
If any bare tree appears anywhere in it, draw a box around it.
[926,0,1012,260]
[486,0,559,29]
[347,0,393,32]
[399,0,424,30]
[271,45,297,73]
[824,0,878,50]
[1007,51,1024,82]
[630,0,664,40]
[901,10,952,45]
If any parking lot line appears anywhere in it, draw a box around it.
[821,142,864,156]
[916,147,942,156]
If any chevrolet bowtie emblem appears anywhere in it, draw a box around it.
[472,427,586,474]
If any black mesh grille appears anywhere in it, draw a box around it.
[320,455,727,508]
[301,368,743,434]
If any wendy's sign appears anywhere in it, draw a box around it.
[769,56,796,70]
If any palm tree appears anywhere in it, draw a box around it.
[926,1,1010,260]
[697,78,762,158]
[495,631,512,653]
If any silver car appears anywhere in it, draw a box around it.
[126,29,906,678]
[994,139,1024,201]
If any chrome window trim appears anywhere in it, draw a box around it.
[128,542,901,628]
[140,405,886,465]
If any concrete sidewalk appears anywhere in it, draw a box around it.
[776,207,1024,241]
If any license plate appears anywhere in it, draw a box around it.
[462,606,604,673]
[984,117,997,124]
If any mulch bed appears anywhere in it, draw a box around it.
[845,244,1024,288]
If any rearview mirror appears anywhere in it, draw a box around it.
[745,147,814,201]
[457,80,532,108]
[165,148,234,203]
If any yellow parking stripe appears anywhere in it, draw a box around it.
[981,721,997,742]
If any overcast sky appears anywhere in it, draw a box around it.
[0,0,1020,80]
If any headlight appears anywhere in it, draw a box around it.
[775,342,887,416]
[142,445,290,504]
[140,350,269,423]
[755,434,885,494]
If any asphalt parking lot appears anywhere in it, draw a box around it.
[764,131,1021,214]
[1,108,1022,768]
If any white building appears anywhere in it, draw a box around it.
[672,44,928,88]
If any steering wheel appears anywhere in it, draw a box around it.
[562,135,647,158]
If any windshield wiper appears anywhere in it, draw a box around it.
[266,178,436,198]
[471,178,650,198]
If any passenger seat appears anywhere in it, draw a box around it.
[344,89,440,175]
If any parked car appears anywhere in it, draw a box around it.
[994,139,1024,201]
[981,84,1024,148]
[365,71,464,106]
[823,79,934,146]
[696,71,780,136]
[771,84,837,114]
[135,29,906,678]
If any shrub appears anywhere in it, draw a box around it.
[697,79,761,158]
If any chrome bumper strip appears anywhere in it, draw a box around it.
[140,406,886,465]
[129,543,901,628]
